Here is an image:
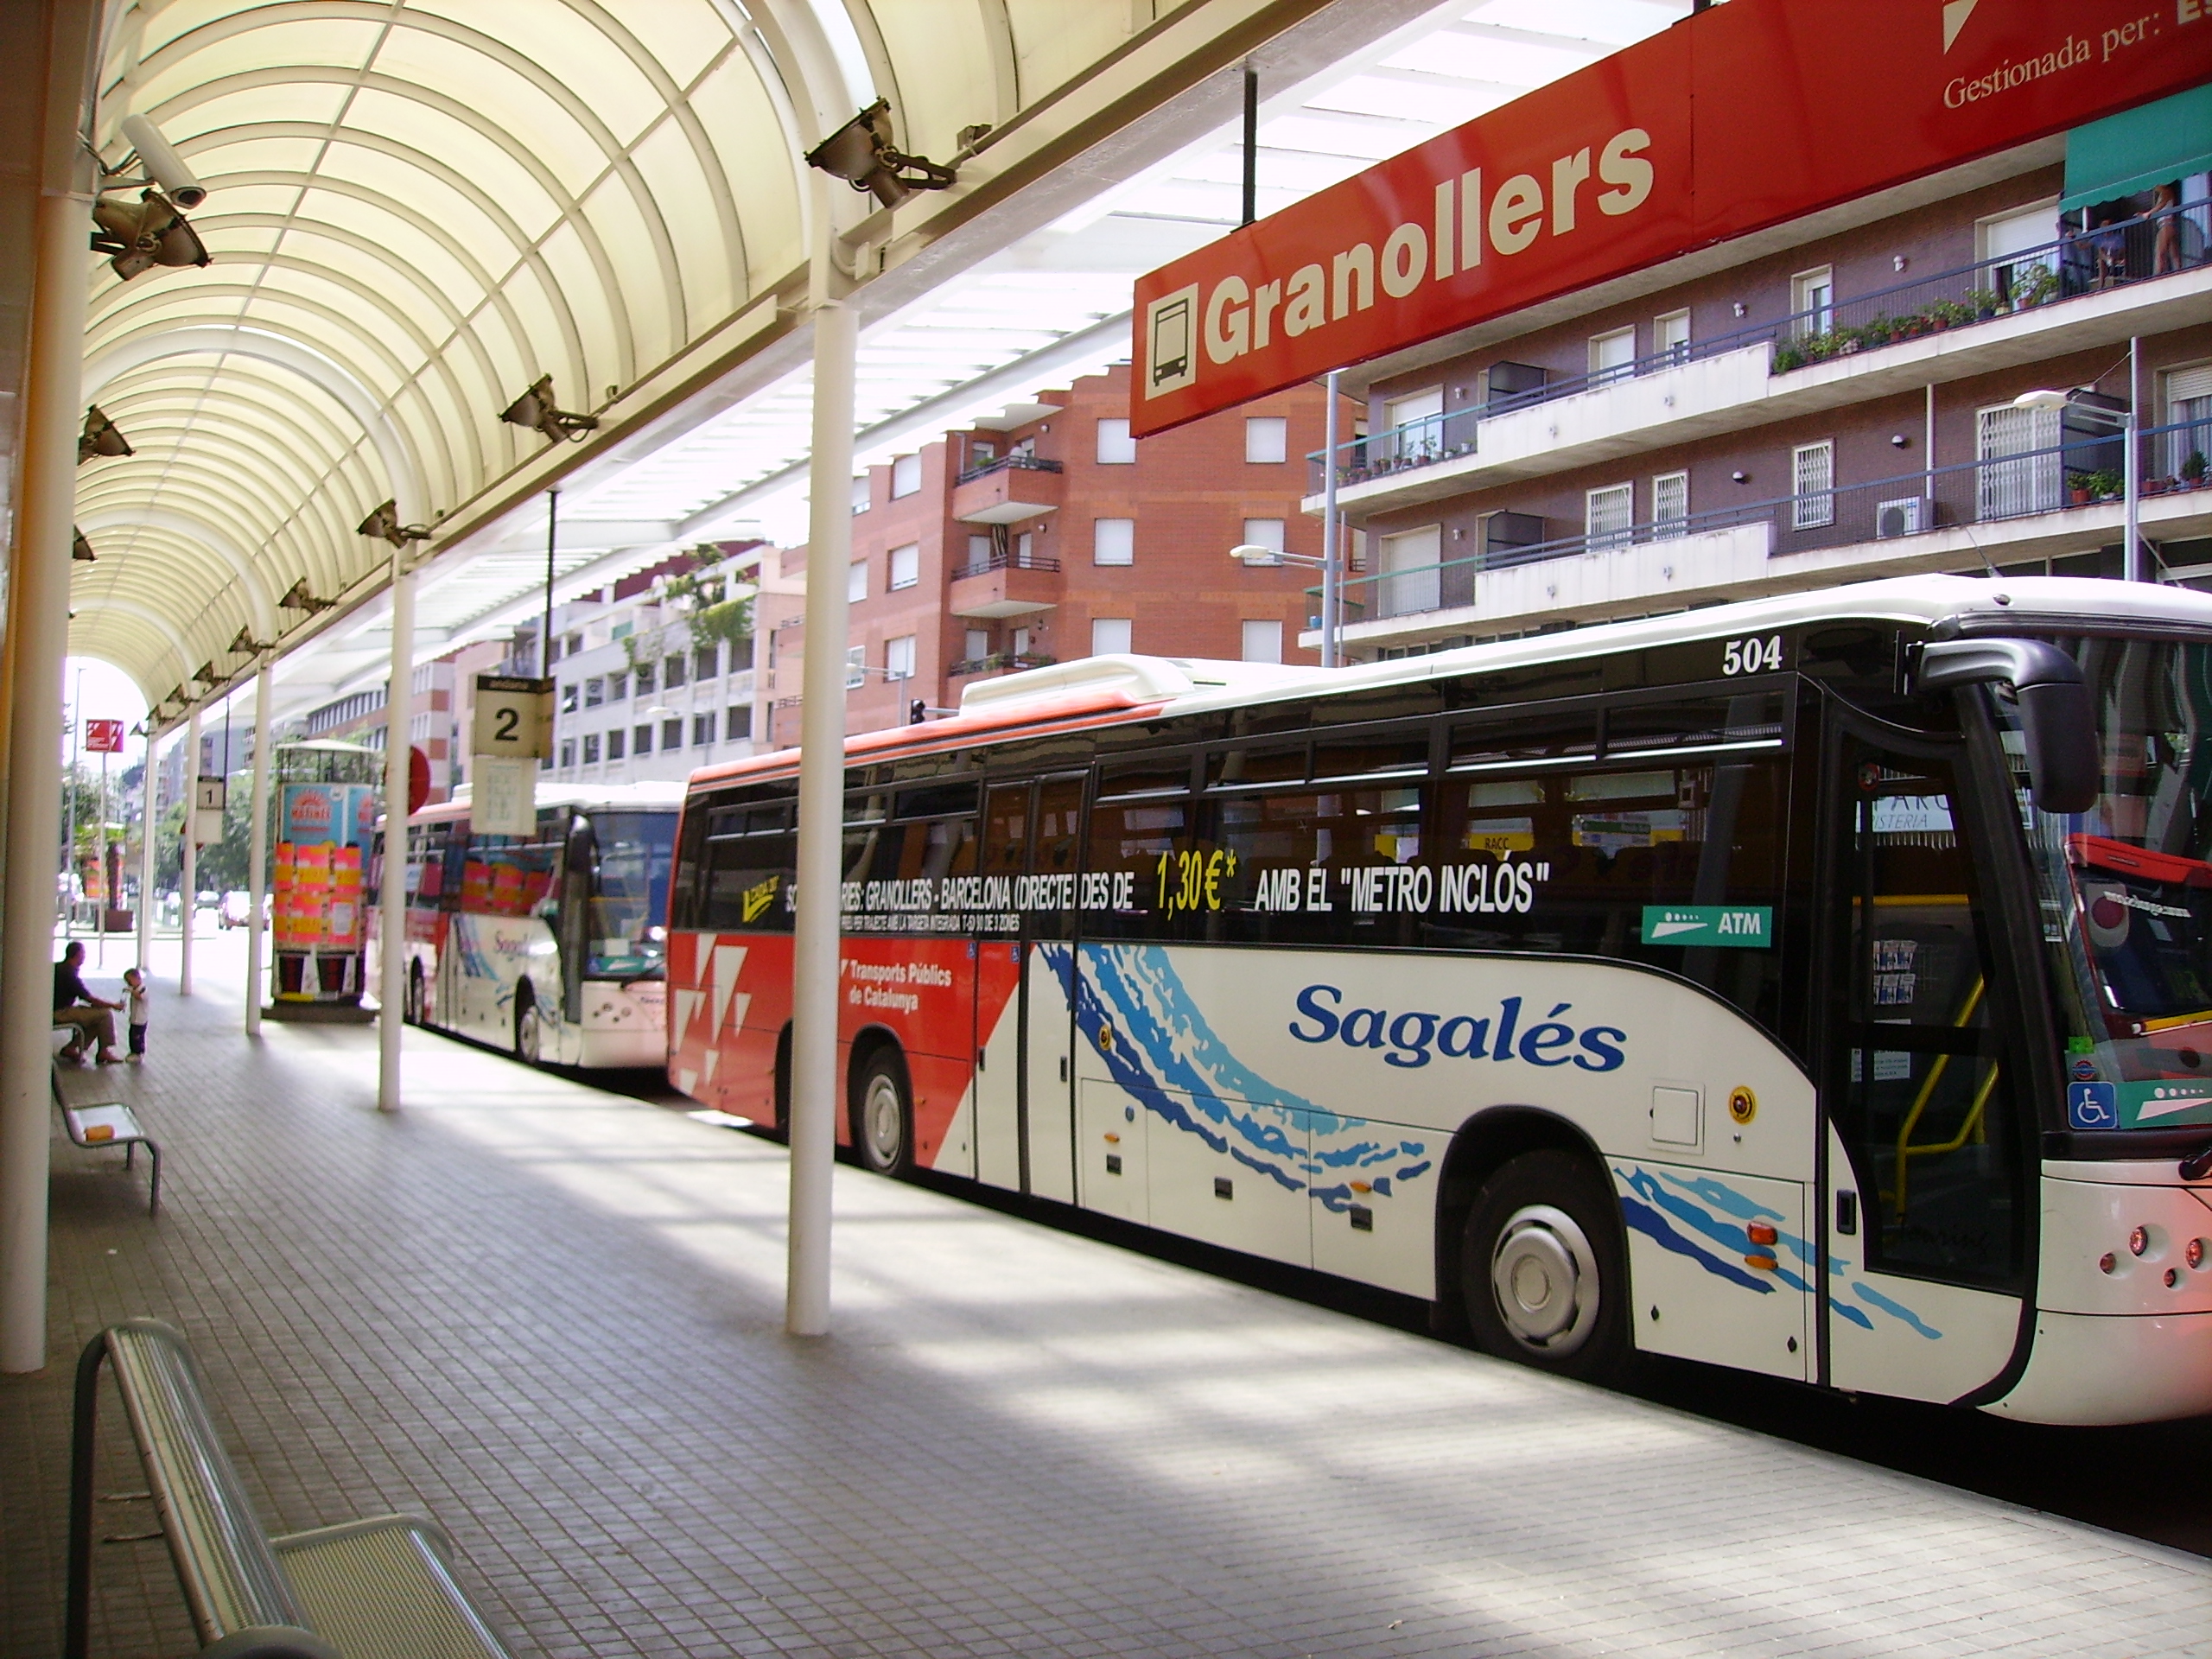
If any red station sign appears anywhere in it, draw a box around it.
[1132,0,2212,436]
[83,718,125,754]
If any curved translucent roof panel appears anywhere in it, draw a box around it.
[73,0,1255,710]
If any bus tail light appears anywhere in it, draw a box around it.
[2130,1225,2151,1256]
[2189,1237,2206,1271]
[1746,1223,1778,1246]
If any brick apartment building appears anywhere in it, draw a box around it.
[760,363,1352,746]
[1311,92,2212,660]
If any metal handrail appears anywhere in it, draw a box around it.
[955,452,1065,485]
[1308,200,2212,493]
[1321,416,2212,622]
[956,550,1061,576]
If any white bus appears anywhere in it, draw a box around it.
[386,783,683,1067]
[666,577,2212,1425]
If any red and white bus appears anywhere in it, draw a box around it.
[668,577,2212,1425]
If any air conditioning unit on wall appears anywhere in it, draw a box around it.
[1876,496,1926,538]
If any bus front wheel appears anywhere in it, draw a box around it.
[852,1048,912,1176]
[1461,1149,1630,1383]
[514,985,546,1067]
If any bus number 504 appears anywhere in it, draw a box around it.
[1723,634,1783,676]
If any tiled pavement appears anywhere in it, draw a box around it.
[6,936,2212,1658]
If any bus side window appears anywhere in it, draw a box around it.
[702,825,795,932]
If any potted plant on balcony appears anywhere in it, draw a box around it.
[2082,468,2124,503]
[2183,450,2208,490]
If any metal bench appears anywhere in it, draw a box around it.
[52,1068,159,1217]
[67,1319,514,1659]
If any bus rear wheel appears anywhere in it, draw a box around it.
[852,1048,912,1176]
[1461,1149,1630,1384]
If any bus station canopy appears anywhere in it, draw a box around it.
[70,0,1692,730]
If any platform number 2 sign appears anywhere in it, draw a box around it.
[1722,634,1784,677]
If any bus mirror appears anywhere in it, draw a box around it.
[1918,638,2098,814]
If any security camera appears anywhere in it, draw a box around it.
[119,114,205,209]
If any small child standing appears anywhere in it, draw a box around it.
[123,968,149,1063]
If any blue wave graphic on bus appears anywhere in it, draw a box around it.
[1052,943,1431,1208]
[1612,1164,1939,1338]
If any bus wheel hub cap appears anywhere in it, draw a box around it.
[1491,1205,1597,1351]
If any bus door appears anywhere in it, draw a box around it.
[972,776,1083,1200]
[1817,717,2029,1403]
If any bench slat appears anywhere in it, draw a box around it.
[276,1517,513,1659]
[104,1323,308,1640]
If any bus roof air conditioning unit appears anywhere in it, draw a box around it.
[1876,497,1925,538]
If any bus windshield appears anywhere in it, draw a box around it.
[2015,638,2212,1112]
[585,810,676,979]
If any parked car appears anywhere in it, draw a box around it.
[219,890,251,929]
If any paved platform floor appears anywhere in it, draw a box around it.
[6,934,2212,1658]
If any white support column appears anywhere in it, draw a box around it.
[245,665,273,1035]
[788,296,856,1338]
[135,725,156,974]
[377,550,416,1112]
[179,705,200,996]
[1,64,92,1373]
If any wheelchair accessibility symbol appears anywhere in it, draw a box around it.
[2068,1082,2119,1130]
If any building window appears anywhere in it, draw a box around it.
[966,533,993,573]
[727,704,752,741]
[582,733,601,764]
[886,634,916,681]
[845,645,866,689]
[849,560,868,601]
[633,723,652,755]
[1091,617,1133,656]
[664,653,686,688]
[851,475,871,515]
[1588,327,1636,386]
[1792,441,1836,529]
[1586,482,1634,550]
[1011,626,1032,657]
[694,642,719,681]
[607,728,626,760]
[1791,266,1834,337]
[968,439,996,468]
[1654,310,1690,364]
[1096,418,1135,464]
[692,711,717,747]
[1976,403,2063,519]
[565,632,582,658]
[561,682,579,713]
[892,453,922,497]
[1093,518,1135,566]
[1239,518,1287,563]
[608,672,627,702]
[964,627,989,662]
[1244,416,1287,463]
[633,662,655,696]
[559,739,575,769]
[584,677,604,708]
[661,716,683,751]
[1653,470,1689,538]
[1241,620,1283,663]
[2164,364,2212,478]
[888,543,919,589]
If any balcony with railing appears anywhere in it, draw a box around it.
[950,545,1061,619]
[947,651,1058,678]
[952,453,1066,524]
[1304,202,2212,516]
[1307,415,2212,652]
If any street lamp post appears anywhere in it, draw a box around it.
[2017,380,2143,582]
[1232,543,1337,664]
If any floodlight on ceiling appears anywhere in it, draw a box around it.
[278,578,334,615]
[78,405,132,463]
[804,99,958,211]
[501,375,599,443]
[73,528,96,563]
[357,499,431,547]
[229,626,272,656]
[89,188,209,282]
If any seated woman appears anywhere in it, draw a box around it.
[54,941,123,1064]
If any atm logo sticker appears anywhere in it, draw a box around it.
[1641,906,1773,948]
